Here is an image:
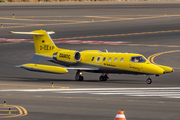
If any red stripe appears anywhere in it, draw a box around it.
[55,40,130,44]
[0,38,32,42]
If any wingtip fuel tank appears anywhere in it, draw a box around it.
[20,63,68,74]
[156,65,174,73]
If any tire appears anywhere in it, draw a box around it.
[146,78,152,84]
[75,75,84,81]
[99,76,104,81]
[75,75,79,81]
[79,76,84,81]
[99,76,107,81]
[103,77,107,81]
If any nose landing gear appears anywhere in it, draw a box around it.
[99,73,109,81]
[75,70,84,81]
[146,78,152,84]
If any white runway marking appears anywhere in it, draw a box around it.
[55,88,180,98]
[1,87,180,98]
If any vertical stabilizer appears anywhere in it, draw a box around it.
[31,30,59,56]
[9,30,64,57]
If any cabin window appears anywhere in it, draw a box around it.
[92,57,94,61]
[114,58,117,62]
[130,56,146,63]
[108,57,111,62]
[103,57,106,62]
[120,58,123,62]
[97,57,101,62]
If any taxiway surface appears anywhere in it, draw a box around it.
[0,2,180,120]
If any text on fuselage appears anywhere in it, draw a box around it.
[40,46,54,50]
[59,53,71,59]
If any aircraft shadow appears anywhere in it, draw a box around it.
[1,77,145,84]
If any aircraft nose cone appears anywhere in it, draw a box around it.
[163,71,166,74]
[172,69,174,72]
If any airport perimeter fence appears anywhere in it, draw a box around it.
[0,0,176,2]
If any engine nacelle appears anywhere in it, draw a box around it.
[53,50,81,63]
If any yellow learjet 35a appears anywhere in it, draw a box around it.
[10,30,174,84]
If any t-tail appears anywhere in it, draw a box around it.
[9,30,64,58]
[10,30,69,74]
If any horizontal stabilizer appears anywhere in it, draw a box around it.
[9,31,55,35]
[19,63,68,74]
[29,55,53,61]
[9,30,61,58]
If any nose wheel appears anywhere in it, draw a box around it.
[146,78,152,84]
[99,73,109,81]
[75,70,84,81]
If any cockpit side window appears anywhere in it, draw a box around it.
[130,56,146,63]
[92,57,95,61]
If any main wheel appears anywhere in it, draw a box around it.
[146,78,152,84]
[75,75,79,81]
[75,75,84,81]
[75,70,84,81]
[103,76,107,81]
[99,76,107,81]
[79,76,84,81]
[99,76,104,81]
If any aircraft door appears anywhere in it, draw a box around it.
[108,55,117,68]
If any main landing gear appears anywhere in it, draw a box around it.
[146,78,152,84]
[75,70,84,81]
[99,73,109,81]
[75,71,109,81]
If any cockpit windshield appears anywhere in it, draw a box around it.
[131,56,146,63]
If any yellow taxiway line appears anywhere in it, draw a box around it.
[1,14,180,29]
[54,29,180,41]
[148,50,180,69]
[0,104,28,118]
[0,110,17,111]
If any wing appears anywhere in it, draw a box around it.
[29,55,53,61]
[65,67,99,70]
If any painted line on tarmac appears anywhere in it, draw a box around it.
[54,29,180,41]
[55,40,130,44]
[0,6,159,9]
[148,50,180,69]
[0,38,129,44]
[1,14,180,29]
[0,104,27,118]
[0,83,69,89]
[14,15,152,19]
[1,30,180,48]
[0,18,77,22]
[0,114,16,115]
[119,44,180,48]
[1,87,180,98]
[0,42,18,45]
[1,40,180,49]
[0,38,130,45]
[0,110,17,111]
[0,38,32,42]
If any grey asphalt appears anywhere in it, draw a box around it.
[0,2,180,120]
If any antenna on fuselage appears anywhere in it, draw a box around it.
[104,49,108,53]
